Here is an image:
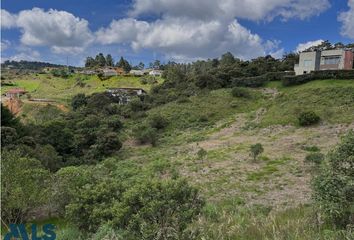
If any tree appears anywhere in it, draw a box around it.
[71,93,87,111]
[85,57,96,68]
[1,104,19,128]
[117,57,131,73]
[1,150,50,224]
[40,120,75,156]
[95,53,106,67]
[250,143,264,161]
[220,52,235,66]
[106,54,114,67]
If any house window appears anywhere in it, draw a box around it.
[303,60,312,67]
[323,56,341,65]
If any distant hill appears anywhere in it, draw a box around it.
[1,60,76,70]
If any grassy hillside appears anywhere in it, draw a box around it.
[2,75,354,239]
[117,79,354,239]
[1,73,161,104]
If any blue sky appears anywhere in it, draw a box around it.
[1,0,354,66]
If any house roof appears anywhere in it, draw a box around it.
[6,88,27,94]
[107,87,146,92]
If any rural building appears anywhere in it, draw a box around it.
[115,67,125,75]
[5,88,28,98]
[80,69,96,75]
[102,68,118,77]
[149,70,163,76]
[106,87,146,104]
[130,69,144,76]
[294,48,354,75]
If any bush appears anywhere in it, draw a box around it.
[231,87,251,98]
[305,152,324,164]
[282,70,354,86]
[250,143,264,161]
[66,178,204,239]
[313,131,354,227]
[71,93,87,110]
[129,98,149,112]
[133,125,158,146]
[148,114,168,130]
[1,150,50,224]
[298,111,320,126]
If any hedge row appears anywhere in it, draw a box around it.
[231,71,295,88]
[282,70,354,86]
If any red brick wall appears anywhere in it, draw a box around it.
[344,51,354,69]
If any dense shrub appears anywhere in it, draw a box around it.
[313,131,354,227]
[282,70,354,86]
[305,152,324,164]
[71,93,87,110]
[148,114,168,130]
[1,150,50,224]
[66,178,204,239]
[231,75,268,88]
[133,125,158,146]
[231,87,251,98]
[129,98,150,112]
[298,111,320,126]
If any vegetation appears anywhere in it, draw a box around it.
[1,48,354,239]
[250,143,264,161]
[313,131,354,228]
[305,152,324,164]
[298,111,321,126]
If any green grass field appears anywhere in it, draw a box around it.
[1,73,161,104]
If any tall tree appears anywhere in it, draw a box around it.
[117,57,131,72]
[84,57,95,68]
[95,53,106,67]
[106,54,114,67]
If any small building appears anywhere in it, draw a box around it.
[106,87,146,104]
[149,70,163,76]
[295,48,354,75]
[5,88,28,98]
[102,68,118,77]
[130,69,144,76]
[115,67,125,75]
[80,69,96,75]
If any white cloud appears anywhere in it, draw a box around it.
[1,40,11,51]
[95,18,149,44]
[338,0,354,39]
[2,8,94,54]
[295,39,324,52]
[1,9,17,28]
[96,0,331,61]
[4,46,41,62]
[130,0,330,21]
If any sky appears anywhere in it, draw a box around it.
[1,0,354,66]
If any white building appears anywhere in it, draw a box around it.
[102,68,118,77]
[149,70,163,76]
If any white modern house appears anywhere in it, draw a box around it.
[130,70,144,76]
[149,70,163,76]
[294,48,354,75]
